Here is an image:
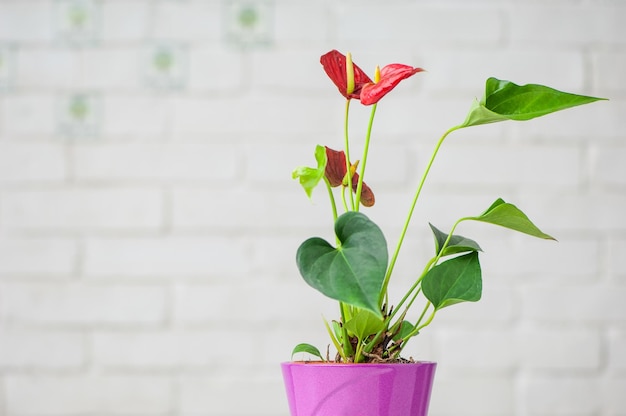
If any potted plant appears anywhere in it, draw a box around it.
[282,50,604,416]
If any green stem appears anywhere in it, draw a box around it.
[354,341,364,363]
[392,302,436,347]
[323,318,345,361]
[387,212,471,324]
[388,301,434,354]
[379,125,462,306]
[355,103,377,210]
[363,255,435,355]
[343,99,355,211]
[324,177,338,223]
[414,309,436,334]
[436,216,471,258]
[367,212,473,355]
[340,186,350,213]
[413,301,432,330]
[339,302,353,360]
[402,286,423,319]
[323,178,341,246]
[386,256,436,323]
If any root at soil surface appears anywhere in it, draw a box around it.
[361,351,415,363]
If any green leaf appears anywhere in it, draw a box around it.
[471,198,555,240]
[422,252,482,310]
[291,343,324,361]
[462,77,606,127]
[331,320,343,341]
[429,223,482,257]
[323,318,345,360]
[344,309,385,340]
[296,212,388,316]
[392,320,415,342]
[292,145,327,198]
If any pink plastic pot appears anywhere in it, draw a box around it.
[281,361,436,416]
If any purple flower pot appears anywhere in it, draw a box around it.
[281,361,436,416]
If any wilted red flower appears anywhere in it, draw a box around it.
[324,146,347,187]
[360,64,425,105]
[320,50,373,100]
[325,147,375,207]
[320,50,424,105]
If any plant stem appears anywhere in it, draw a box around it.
[413,301,432,330]
[355,103,377,210]
[323,178,341,246]
[343,99,355,211]
[354,341,364,363]
[392,217,475,348]
[387,300,435,353]
[324,178,338,223]
[323,317,345,361]
[339,302,354,360]
[393,302,436,346]
[401,216,470,310]
[379,125,462,306]
[414,309,436,333]
[386,256,436,323]
[363,255,435,356]
[340,184,349,213]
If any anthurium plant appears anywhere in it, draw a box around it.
[292,50,605,363]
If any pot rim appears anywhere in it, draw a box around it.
[282,360,436,367]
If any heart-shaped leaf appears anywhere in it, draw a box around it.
[292,144,327,198]
[462,77,606,127]
[344,309,386,340]
[471,198,555,240]
[422,252,482,310]
[429,223,482,257]
[296,212,388,316]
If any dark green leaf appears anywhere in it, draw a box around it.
[472,198,555,240]
[296,212,388,316]
[462,77,606,127]
[291,343,324,361]
[422,252,482,310]
[292,145,327,198]
[429,223,482,257]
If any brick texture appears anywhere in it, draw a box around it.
[0,1,623,416]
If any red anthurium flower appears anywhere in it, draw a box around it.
[360,64,425,105]
[320,50,373,100]
[324,147,375,207]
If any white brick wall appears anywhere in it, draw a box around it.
[0,1,624,416]
[0,329,86,369]
[1,283,167,326]
[1,188,163,230]
[5,375,172,415]
[0,142,66,183]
